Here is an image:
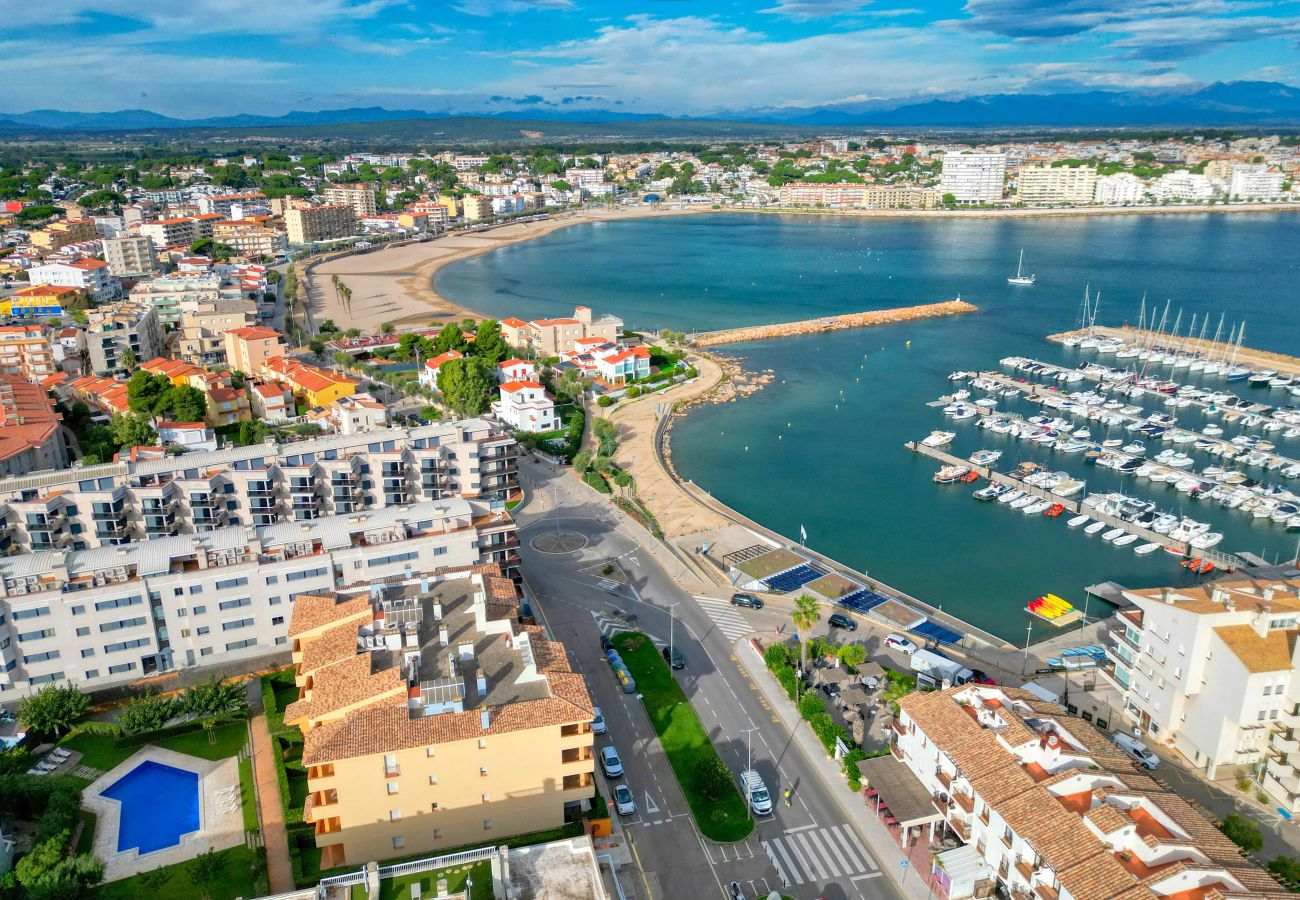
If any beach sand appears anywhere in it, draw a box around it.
[306,205,708,333]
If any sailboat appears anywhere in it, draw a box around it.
[1008,249,1036,285]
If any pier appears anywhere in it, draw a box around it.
[690,299,977,347]
[1047,325,1300,380]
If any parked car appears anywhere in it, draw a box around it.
[600,746,624,777]
[828,613,857,632]
[1114,733,1159,769]
[614,784,636,816]
[884,633,919,655]
[662,645,685,669]
[731,593,764,609]
[591,707,607,735]
[727,882,746,900]
[969,669,997,685]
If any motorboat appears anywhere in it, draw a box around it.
[998,489,1026,504]
[1190,531,1224,549]
[1011,495,1036,509]
[1084,521,1107,535]
[1114,533,1139,546]
[934,465,970,484]
[1024,500,1051,515]
[969,449,1003,466]
[1134,542,1160,555]
[1051,479,1085,498]
[922,431,956,447]
[974,483,1009,501]
[1102,527,1127,541]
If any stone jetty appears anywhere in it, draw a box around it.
[690,299,977,347]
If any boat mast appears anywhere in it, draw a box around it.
[1231,322,1245,368]
[1210,313,1225,361]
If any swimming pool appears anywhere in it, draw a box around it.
[101,760,200,854]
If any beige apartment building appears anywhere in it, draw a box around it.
[864,185,940,209]
[85,300,164,374]
[29,218,97,250]
[0,325,58,381]
[286,205,356,244]
[175,297,259,366]
[500,305,623,356]
[288,568,595,867]
[462,195,494,221]
[322,184,379,218]
[1016,165,1099,206]
[102,235,158,278]
[224,325,286,375]
[138,217,201,249]
[212,219,289,259]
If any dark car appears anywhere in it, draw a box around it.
[731,593,764,609]
[662,645,685,669]
[828,613,857,632]
[600,634,614,651]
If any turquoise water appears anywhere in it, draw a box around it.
[101,760,200,854]
[437,213,1300,639]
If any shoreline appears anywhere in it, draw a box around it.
[309,200,1299,333]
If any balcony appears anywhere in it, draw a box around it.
[561,746,594,764]
[947,814,970,841]
[1109,627,1142,655]
[563,772,594,791]
[952,791,975,814]
[1272,732,1300,756]
[936,768,954,790]
[1015,859,1035,881]
[315,816,342,836]
[1033,883,1060,900]
[890,718,907,736]
[1001,833,1014,850]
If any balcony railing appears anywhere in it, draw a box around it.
[1015,859,1035,881]
[953,791,975,814]
[1273,731,1300,756]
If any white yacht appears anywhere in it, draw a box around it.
[921,431,956,447]
[1007,249,1036,286]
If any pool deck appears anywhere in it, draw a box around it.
[83,745,244,883]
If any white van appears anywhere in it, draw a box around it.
[741,770,772,816]
[1113,733,1159,769]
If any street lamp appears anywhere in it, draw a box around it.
[667,602,680,661]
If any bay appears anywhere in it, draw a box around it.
[436,212,1300,640]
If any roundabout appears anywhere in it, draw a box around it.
[530,531,589,554]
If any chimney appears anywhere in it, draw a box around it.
[433,602,443,621]
[1161,588,1174,605]
[477,675,488,697]
[439,625,448,647]
[1211,587,1227,605]
[1264,586,1276,603]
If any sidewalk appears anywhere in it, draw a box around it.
[736,637,936,900]
[250,710,295,893]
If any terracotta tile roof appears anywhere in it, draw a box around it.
[0,374,61,464]
[227,326,282,341]
[1212,625,1298,673]
[1126,578,1300,616]
[1086,802,1129,834]
[284,653,403,725]
[424,350,463,370]
[288,592,372,639]
[499,380,543,393]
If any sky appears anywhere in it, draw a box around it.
[1,0,1299,117]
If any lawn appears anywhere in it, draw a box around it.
[76,809,97,855]
[351,860,494,900]
[96,845,266,900]
[239,754,260,835]
[612,632,754,842]
[58,720,249,772]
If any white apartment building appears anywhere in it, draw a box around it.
[0,498,519,697]
[490,381,557,434]
[138,217,201,249]
[1229,166,1285,201]
[1150,171,1218,203]
[0,418,519,555]
[939,152,1007,203]
[322,184,379,218]
[102,235,158,278]
[1095,172,1146,205]
[1099,579,1300,812]
[890,684,1287,900]
[1016,165,1098,206]
[26,258,119,302]
[129,274,242,326]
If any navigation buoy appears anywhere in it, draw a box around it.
[906,340,911,347]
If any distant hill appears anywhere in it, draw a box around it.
[2,81,1299,136]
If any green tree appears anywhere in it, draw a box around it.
[837,643,867,669]
[471,319,508,363]
[799,691,824,721]
[126,370,170,416]
[111,413,157,449]
[18,682,90,736]
[437,356,495,417]
[178,675,245,717]
[188,848,226,900]
[693,756,734,801]
[309,336,327,356]
[1220,813,1263,852]
[118,691,175,735]
[167,385,208,422]
[433,322,465,354]
[791,594,821,672]
[572,450,593,474]
[942,193,957,206]
[237,419,270,446]
[118,346,137,372]
[379,321,395,334]
[549,179,572,192]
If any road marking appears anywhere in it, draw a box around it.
[795,831,832,880]
[692,596,754,640]
[766,838,797,887]
[784,824,819,834]
[829,824,876,871]
[762,826,878,886]
[809,827,847,877]
[645,792,661,815]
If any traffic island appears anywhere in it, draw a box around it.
[611,632,755,843]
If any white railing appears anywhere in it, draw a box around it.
[317,845,499,889]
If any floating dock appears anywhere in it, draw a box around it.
[691,299,977,347]
[1047,325,1300,380]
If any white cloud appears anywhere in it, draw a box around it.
[1,0,402,34]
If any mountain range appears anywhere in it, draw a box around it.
[2,82,1299,133]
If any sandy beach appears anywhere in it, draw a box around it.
[306,205,710,333]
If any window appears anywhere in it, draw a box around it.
[197,626,210,636]
[188,585,203,594]
[84,669,99,679]
[222,618,254,632]
[200,647,213,657]
[272,616,284,627]
[23,650,60,664]
[433,828,442,840]
[426,748,436,757]
[81,648,96,658]
[275,636,287,646]
[1258,710,1267,721]
[71,605,85,616]
[215,577,248,590]
[483,819,491,830]
[434,546,447,556]
[428,774,438,785]
[266,575,278,584]
[218,597,251,611]
[389,810,401,822]
[95,595,142,611]
[384,754,398,776]
[107,662,137,675]
[479,767,488,777]
[387,782,399,795]
[17,628,56,641]
[12,607,49,620]
[75,627,90,637]
[104,638,150,653]
[478,738,487,749]
[193,605,206,615]
[482,793,490,804]
[391,836,404,850]
[430,801,440,811]
[225,639,256,651]
[286,567,327,582]
[99,616,147,633]
[269,597,282,606]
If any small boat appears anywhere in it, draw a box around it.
[969,449,1003,466]
[1007,248,1036,286]
[1102,527,1127,541]
[1067,514,1090,527]
[1134,542,1160,555]
[921,431,956,447]
[961,470,980,483]
[973,483,1008,501]
[1024,500,1051,515]
[1011,495,1035,509]
[998,489,1026,504]
[1113,533,1139,546]
[1084,521,1107,535]
[1190,531,1224,549]
[934,465,970,484]
[1044,503,1065,518]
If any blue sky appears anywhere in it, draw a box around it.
[2,0,1298,116]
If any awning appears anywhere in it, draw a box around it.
[856,754,943,828]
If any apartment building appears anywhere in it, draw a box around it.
[500,306,623,357]
[249,382,295,422]
[27,258,119,303]
[863,185,940,209]
[0,418,518,553]
[462,195,495,221]
[224,325,286,375]
[176,298,259,366]
[129,274,239,327]
[259,357,357,408]
[1230,166,1285,201]
[1016,165,1099,206]
[0,375,67,478]
[286,205,356,244]
[138,217,202,250]
[1098,579,1300,811]
[102,235,158,278]
[1,286,78,319]
[778,182,867,208]
[288,568,594,867]
[322,184,379,218]
[890,684,1288,900]
[197,192,271,218]
[309,393,388,435]
[85,300,163,374]
[1150,171,1217,202]
[29,219,97,251]
[1095,172,1146,205]
[212,219,288,259]
[0,499,519,697]
[0,326,58,381]
[490,382,557,434]
[939,152,1007,203]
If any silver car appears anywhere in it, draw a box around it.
[614,784,636,816]
[600,745,624,777]
[591,707,607,735]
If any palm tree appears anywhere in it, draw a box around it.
[791,594,820,673]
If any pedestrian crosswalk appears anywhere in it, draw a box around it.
[692,596,753,641]
[762,825,877,887]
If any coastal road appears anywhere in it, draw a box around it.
[515,455,900,900]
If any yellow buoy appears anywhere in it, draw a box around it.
[906,340,911,347]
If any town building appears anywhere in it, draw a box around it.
[1095,172,1146,205]
[0,286,77,319]
[211,219,289,259]
[286,205,356,244]
[0,375,67,478]
[1098,579,1300,813]
[939,152,1007,203]
[129,274,239,327]
[205,385,252,427]
[196,192,271,218]
[248,382,295,422]
[157,421,219,452]
[175,298,259,367]
[497,359,536,383]
[259,357,357,408]
[288,567,594,867]
[461,195,495,221]
[101,235,158,278]
[322,184,379,218]
[137,217,202,250]
[307,392,389,435]
[890,683,1289,900]
[0,418,519,558]
[85,300,164,374]
[1229,166,1286,201]
[1016,165,1099,206]
[491,381,558,433]
[29,218,97,251]
[778,182,868,208]
[0,326,58,382]
[224,325,286,375]
[863,185,941,209]
[1150,171,1218,202]
[500,306,623,357]
[419,350,464,391]
[0,498,519,696]
[27,258,119,303]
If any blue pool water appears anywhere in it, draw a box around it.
[101,760,200,854]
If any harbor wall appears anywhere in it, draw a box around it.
[690,299,977,347]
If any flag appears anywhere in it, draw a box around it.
[800,524,807,543]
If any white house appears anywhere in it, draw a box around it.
[497,358,536,383]
[157,421,219,452]
[593,345,651,384]
[27,258,120,303]
[307,392,389,435]
[490,380,558,433]
[419,349,464,391]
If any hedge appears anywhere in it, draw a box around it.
[112,709,249,749]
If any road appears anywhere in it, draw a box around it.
[515,455,901,900]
